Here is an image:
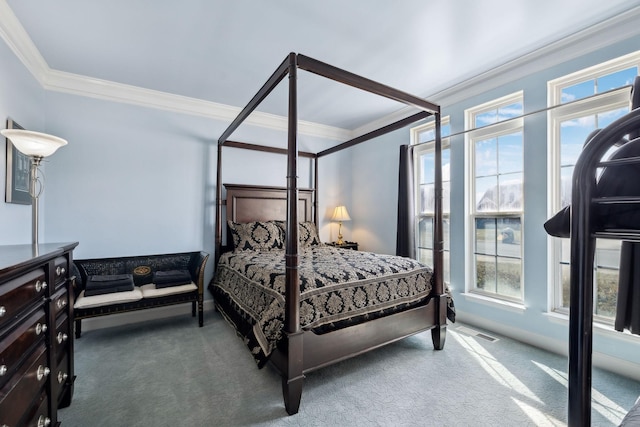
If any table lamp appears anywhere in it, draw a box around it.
[331,205,351,245]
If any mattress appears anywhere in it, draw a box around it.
[211,245,454,367]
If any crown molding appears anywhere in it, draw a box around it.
[352,5,640,138]
[0,0,352,142]
[2,1,639,143]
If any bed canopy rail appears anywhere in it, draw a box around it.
[214,52,443,414]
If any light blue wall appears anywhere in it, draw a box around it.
[0,38,46,245]
[352,35,640,372]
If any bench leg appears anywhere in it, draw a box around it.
[191,301,196,317]
[198,299,204,327]
[75,319,82,339]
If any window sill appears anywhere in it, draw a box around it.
[544,311,640,343]
[460,292,526,313]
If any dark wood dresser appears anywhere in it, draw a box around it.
[0,242,78,427]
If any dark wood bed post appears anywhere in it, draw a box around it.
[431,112,446,350]
[283,52,304,415]
[215,142,223,265]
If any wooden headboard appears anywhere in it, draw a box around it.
[224,184,315,223]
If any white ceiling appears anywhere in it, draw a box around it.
[3,1,640,138]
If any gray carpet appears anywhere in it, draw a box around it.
[59,311,639,426]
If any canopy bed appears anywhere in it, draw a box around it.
[211,53,451,415]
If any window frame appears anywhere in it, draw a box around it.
[547,51,640,320]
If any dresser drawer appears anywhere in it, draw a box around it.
[50,286,69,319]
[0,308,47,390]
[53,256,69,289]
[24,391,49,427]
[52,314,70,365]
[53,353,71,405]
[0,269,47,330]
[0,345,48,427]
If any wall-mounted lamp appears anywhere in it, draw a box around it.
[331,205,351,245]
[1,129,67,246]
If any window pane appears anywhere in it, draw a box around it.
[476,218,496,255]
[497,257,522,298]
[560,116,596,165]
[476,176,498,212]
[497,218,521,257]
[498,102,523,120]
[597,107,629,129]
[561,79,595,103]
[560,166,574,208]
[498,172,523,211]
[420,152,435,184]
[443,181,451,214]
[476,254,497,293]
[418,248,433,267]
[475,110,498,128]
[498,133,523,174]
[443,218,450,251]
[597,67,637,93]
[560,262,570,309]
[420,183,434,213]
[475,138,497,176]
[595,267,618,318]
[418,217,433,249]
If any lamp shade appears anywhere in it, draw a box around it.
[331,205,351,222]
[1,129,67,157]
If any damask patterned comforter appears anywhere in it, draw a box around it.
[211,245,454,367]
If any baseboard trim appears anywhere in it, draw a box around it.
[77,299,216,334]
[457,312,640,382]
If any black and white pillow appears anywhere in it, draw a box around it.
[299,221,322,246]
[228,220,284,251]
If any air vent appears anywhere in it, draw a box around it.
[455,325,499,342]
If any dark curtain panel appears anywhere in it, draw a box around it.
[396,144,416,258]
[615,75,640,335]
[615,242,640,334]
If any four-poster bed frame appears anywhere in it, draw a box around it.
[213,53,445,415]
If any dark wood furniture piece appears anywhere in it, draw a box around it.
[325,241,358,250]
[566,93,640,425]
[214,53,445,415]
[0,242,78,427]
[72,251,209,338]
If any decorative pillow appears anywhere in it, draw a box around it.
[299,221,322,246]
[228,220,284,251]
[132,265,153,286]
[271,220,322,246]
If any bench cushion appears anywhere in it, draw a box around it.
[140,282,197,298]
[74,288,143,309]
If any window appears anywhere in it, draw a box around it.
[548,52,640,321]
[466,93,524,301]
[412,119,451,283]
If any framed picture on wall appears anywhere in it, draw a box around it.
[5,118,31,205]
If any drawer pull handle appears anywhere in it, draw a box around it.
[37,415,52,427]
[57,371,68,384]
[56,298,67,309]
[0,364,7,376]
[36,365,50,381]
[56,266,66,276]
[35,323,48,335]
[0,306,5,317]
[57,332,69,344]
[35,280,48,292]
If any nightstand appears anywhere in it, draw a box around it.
[326,241,358,250]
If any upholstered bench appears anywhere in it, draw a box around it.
[72,251,209,338]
